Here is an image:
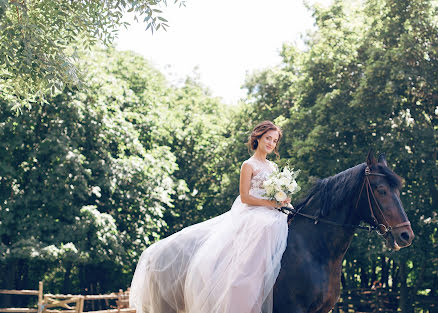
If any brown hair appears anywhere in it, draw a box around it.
[247,120,282,158]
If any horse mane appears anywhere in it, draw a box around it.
[295,162,403,217]
[295,163,366,217]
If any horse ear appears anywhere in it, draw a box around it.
[378,153,388,166]
[366,149,376,166]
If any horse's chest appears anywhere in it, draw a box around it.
[274,259,342,313]
[311,261,342,312]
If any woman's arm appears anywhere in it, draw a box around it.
[240,162,285,208]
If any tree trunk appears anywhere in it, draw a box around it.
[370,260,377,288]
[90,282,95,311]
[381,256,389,288]
[341,269,346,289]
[391,259,399,291]
[398,259,412,313]
[429,151,438,212]
[350,260,357,288]
[360,262,369,288]
[19,260,29,306]
[3,259,17,307]
[62,263,72,294]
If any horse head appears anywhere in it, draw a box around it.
[357,151,414,250]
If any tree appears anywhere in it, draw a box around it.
[158,77,232,234]
[0,47,180,297]
[0,46,235,299]
[0,0,185,109]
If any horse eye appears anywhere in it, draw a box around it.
[378,189,386,196]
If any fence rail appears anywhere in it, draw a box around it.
[333,287,437,313]
[0,309,38,313]
[0,282,133,313]
[0,291,40,296]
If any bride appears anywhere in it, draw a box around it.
[129,121,290,313]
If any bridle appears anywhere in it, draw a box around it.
[355,166,410,235]
[278,166,411,235]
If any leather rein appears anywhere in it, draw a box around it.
[278,166,411,235]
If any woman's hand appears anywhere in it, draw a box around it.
[267,200,279,208]
[279,197,291,207]
[267,198,291,209]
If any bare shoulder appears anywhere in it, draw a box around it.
[241,161,254,174]
[240,161,254,190]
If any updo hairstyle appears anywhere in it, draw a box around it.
[247,121,282,158]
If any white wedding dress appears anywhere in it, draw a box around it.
[129,157,289,313]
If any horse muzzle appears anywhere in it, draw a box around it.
[384,224,414,250]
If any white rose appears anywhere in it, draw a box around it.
[263,180,271,189]
[267,185,276,196]
[288,181,298,192]
[279,177,290,186]
[274,191,287,202]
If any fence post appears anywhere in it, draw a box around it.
[37,282,43,313]
[78,296,84,313]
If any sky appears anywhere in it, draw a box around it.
[115,0,330,105]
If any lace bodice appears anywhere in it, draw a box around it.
[243,157,277,198]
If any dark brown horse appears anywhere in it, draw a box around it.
[272,152,414,313]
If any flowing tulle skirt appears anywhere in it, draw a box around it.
[129,196,288,313]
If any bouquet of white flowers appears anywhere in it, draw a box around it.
[263,165,301,203]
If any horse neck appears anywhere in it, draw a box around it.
[289,202,357,260]
[288,164,365,259]
[319,203,358,257]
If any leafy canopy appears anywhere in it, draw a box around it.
[0,0,185,109]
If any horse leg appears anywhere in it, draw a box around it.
[272,300,307,313]
[275,306,306,313]
[314,299,338,313]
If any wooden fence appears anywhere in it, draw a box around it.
[0,282,134,313]
[3,284,437,313]
[332,288,438,313]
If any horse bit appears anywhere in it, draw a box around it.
[278,166,411,235]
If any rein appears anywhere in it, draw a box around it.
[278,166,411,235]
[278,206,377,232]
